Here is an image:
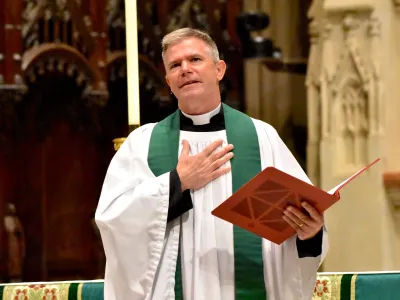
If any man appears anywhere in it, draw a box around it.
[95,28,329,300]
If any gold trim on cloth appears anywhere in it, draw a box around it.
[2,283,70,299]
[77,282,84,300]
[351,274,358,300]
[313,274,343,300]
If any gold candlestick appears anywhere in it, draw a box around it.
[112,125,140,151]
[112,138,127,151]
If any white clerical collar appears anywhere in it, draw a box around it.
[181,104,221,125]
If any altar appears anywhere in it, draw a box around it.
[1,271,400,299]
[313,271,400,299]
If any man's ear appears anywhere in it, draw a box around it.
[216,60,227,81]
[165,75,171,87]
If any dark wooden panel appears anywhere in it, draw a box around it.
[12,69,110,281]
[157,1,170,34]
[43,120,103,280]
[14,138,47,281]
[3,0,23,84]
[88,0,107,87]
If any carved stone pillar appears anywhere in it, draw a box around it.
[307,0,400,271]
[306,0,324,188]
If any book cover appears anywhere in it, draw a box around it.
[211,158,380,244]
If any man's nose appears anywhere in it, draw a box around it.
[180,60,191,73]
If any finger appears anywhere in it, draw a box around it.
[283,215,306,233]
[285,206,310,224]
[209,144,234,161]
[210,165,231,180]
[283,209,309,228]
[210,152,234,170]
[301,202,323,223]
[202,139,224,157]
[180,140,190,157]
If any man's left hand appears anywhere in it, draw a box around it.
[283,202,323,240]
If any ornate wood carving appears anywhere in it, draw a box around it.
[0,0,27,106]
[86,0,108,92]
[2,0,24,84]
[21,0,108,103]
[0,0,112,282]
[23,0,92,55]
[0,0,244,282]
[107,0,125,51]
[65,0,95,53]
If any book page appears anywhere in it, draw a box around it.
[326,158,380,196]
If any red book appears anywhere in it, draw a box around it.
[211,158,380,245]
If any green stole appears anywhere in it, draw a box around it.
[147,103,266,299]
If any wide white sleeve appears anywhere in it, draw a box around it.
[254,120,329,300]
[95,124,170,300]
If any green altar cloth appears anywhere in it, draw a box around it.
[313,272,400,300]
[1,272,400,299]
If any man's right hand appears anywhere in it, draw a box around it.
[176,139,234,192]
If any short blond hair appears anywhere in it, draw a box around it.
[161,28,220,63]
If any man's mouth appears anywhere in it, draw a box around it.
[180,80,200,88]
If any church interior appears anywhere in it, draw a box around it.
[1,0,400,299]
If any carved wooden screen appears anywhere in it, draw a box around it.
[0,0,111,282]
[0,0,244,282]
[17,0,109,282]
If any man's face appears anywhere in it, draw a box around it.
[164,37,226,104]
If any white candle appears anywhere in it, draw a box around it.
[125,0,140,126]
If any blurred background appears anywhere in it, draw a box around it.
[1,0,400,284]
